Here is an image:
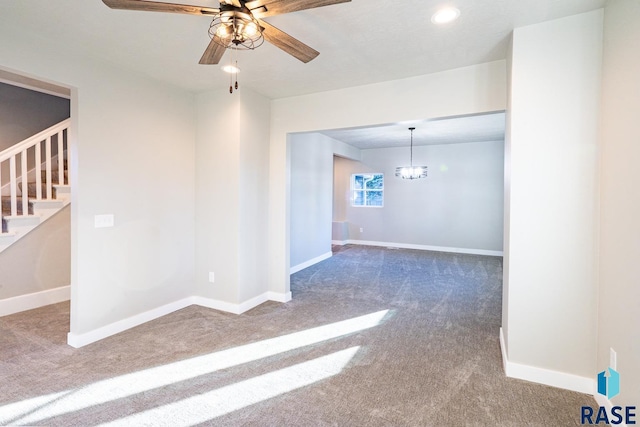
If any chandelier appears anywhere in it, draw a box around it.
[208,5,264,50]
[395,127,428,180]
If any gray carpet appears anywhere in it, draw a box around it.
[0,245,595,426]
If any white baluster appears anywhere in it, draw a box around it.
[46,136,52,200]
[9,156,17,217]
[57,131,64,186]
[21,149,28,216]
[35,140,42,200]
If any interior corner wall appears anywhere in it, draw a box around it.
[195,87,271,305]
[238,88,271,302]
[270,60,508,296]
[333,141,504,253]
[597,0,640,407]
[0,25,197,338]
[195,89,241,304]
[503,10,602,380]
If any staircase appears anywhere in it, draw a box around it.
[0,119,71,253]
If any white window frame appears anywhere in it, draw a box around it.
[351,173,384,208]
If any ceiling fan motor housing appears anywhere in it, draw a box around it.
[210,4,265,50]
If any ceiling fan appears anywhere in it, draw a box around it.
[102,0,351,65]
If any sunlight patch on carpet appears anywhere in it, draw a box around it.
[0,310,389,425]
[99,346,361,427]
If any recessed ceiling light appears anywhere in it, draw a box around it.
[431,7,460,24]
[221,65,240,74]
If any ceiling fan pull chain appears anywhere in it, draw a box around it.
[229,50,234,93]
[235,60,239,90]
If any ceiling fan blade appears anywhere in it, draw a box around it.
[244,0,271,8]
[259,20,319,63]
[199,37,226,64]
[102,0,219,16]
[221,0,243,6]
[253,0,351,18]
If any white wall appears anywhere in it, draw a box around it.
[501,36,514,353]
[238,88,271,302]
[0,24,197,337]
[597,0,640,407]
[334,140,504,253]
[290,133,334,269]
[503,10,602,384]
[289,133,360,270]
[195,89,240,303]
[196,86,272,304]
[270,60,507,295]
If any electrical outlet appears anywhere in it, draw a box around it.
[610,348,617,370]
[209,272,215,283]
[360,227,364,233]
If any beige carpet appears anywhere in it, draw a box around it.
[0,245,595,426]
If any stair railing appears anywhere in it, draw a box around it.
[0,118,70,229]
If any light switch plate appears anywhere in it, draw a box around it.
[94,214,114,228]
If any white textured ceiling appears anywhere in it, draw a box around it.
[320,112,506,149]
[0,0,605,99]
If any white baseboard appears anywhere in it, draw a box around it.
[191,295,245,315]
[499,326,509,374]
[67,297,193,348]
[331,240,347,246]
[499,327,595,394]
[267,291,292,303]
[345,240,503,257]
[290,251,332,274]
[0,285,70,317]
[193,293,269,315]
[67,292,293,348]
[195,291,293,313]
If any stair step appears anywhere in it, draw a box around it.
[2,197,65,216]
[3,214,41,230]
[0,231,17,245]
[30,199,64,210]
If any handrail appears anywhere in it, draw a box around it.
[0,118,71,162]
[0,118,70,225]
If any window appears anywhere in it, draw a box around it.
[351,173,384,207]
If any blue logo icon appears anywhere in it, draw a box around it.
[597,367,620,399]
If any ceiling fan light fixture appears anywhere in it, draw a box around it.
[431,7,460,24]
[209,9,264,50]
